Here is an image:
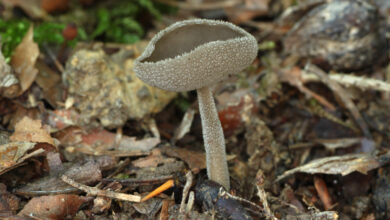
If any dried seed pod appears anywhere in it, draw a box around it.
[284,0,386,71]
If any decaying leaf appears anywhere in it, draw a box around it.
[172,107,195,144]
[132,149,175,168]
[2,0,48,19]
[0,142,42,175]
[10,116,55,146]
[132,198,162,217]
[314,138,364,151]
[58,128,159,156]
[160,146,206,173]
[224,0,270,24]
[15,160,102,196]
[45,109,79,130]
[35,60,62,107]
[0,183,20,214]
[10,25,40,96]
[19,194,86,219]
[0,49,19,98]
[278,67,336,110]
[276,150,390,181]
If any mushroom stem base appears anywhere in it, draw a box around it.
[197,86,230,190]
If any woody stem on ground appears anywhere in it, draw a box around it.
[197,86,230,190]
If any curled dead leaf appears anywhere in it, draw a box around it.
[19,194,86,219]
[10,116,55,146]
[10,25,39,97]
[276,151,390,181]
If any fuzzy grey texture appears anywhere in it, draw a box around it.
[134,19,258,190]
[134,19,258,92]
[197,87,230,190]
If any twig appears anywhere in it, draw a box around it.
[172,108,195,144]
[160,199,171,220]
[313,176,333,210]
[186,191,195,213]
[305,64,372,139]
[180,171,193,213]
[301,71,390,92]
[218,188,265,217]
[61,175,141,202]
[141,179,175,202]
[278,67,336,110]
[43,44,64,73]
[102,175,173,186]
[256,170,278,220]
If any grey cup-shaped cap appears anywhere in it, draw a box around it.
[134,19,258,92]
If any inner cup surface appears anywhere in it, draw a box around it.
[144,24,246,62]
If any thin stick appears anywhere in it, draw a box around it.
[186,191,195,213]
[141,179,174,202]
[256,170,278,220]
[305,64,371,138]
[180,171,193,213]
[61,175,141,202]
[301,71,390,92]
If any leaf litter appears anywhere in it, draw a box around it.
[0,0,390,219]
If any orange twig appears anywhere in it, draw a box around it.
[314,176,333,210]
[141,179,174,202]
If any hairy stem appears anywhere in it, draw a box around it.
[197,86,230,190]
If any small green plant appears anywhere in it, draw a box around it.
[0,20,80,62]
[91,0,164,44]
[0,19,29,61]
[0,0,175,61]
[34,22,66,45]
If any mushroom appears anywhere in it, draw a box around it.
[134,19,257,190]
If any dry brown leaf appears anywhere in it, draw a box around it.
[10,116,55,145]
[45,109,79,130]
[0,142,43,176]
[276,151,390,181]
[172,108,195,143]
[306,64,371,138]
[10,25,39,95]
[35,60,62,107]
[160,146,206,174]
[132,149,175,168]
[81,129,160,152]
[0,48,19,98]
[41,0,68,13]
[225,0,270,24]
[132,198,162,217]
[15,161,102,197]
[278,67,336,110]
[57,128,159,156]
[19,194,86,219]
[2,0,48,19]
[0,183,20,214]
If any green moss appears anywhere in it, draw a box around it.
[0,0,175,61]
[0,20,79,62]
[0,19,29,62]
[91,0,165,44]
